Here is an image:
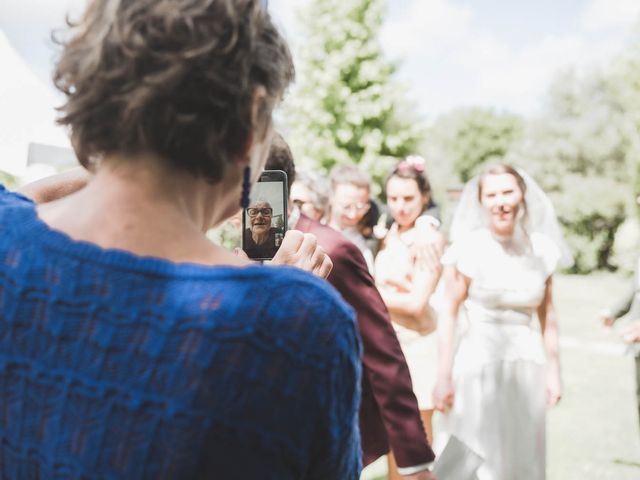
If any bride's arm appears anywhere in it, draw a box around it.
[433,266,469,412]
[537,276,562,407]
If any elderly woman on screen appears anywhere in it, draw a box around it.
[245,200,278,247]
[1,0,362,478]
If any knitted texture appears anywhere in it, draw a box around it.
[0,185,362,479]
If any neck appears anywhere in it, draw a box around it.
[36,152,247,265]
[92,154,238,232]
[396,222,415,234]
[490,224,516,240]
[252,230,269,244]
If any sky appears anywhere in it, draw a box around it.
[1,0,640,120]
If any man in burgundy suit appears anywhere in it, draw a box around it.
[267,135,436,479]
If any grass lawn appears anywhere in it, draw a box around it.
[362,272,640,480]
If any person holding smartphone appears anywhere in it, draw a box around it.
[1,1,362,478]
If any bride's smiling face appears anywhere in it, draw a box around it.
[479,173,524,236]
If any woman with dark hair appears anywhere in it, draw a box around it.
[433,164,572,480]
[0,1,361,478]
[374,156,445,480]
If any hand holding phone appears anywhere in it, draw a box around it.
[242,170,288,260]
[272,230,333,278]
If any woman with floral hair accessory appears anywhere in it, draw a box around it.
[433,163,572,480]
[374,158,445,480]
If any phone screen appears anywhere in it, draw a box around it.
[242,170,288,260]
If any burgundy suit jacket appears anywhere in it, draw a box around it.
[296,214,435,468]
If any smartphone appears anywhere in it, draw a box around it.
[242,169,288,261]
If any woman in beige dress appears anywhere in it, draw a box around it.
[374,157,445,480]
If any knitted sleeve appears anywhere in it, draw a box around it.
[306,300,363,479]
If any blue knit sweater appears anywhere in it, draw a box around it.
[0,185,362,479]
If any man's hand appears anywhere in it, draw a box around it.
[271,230,333,279]
[17,167,90,203]
[622,320,640,343]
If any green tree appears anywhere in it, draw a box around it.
[605,36,640,200]
[512,68,636,272]
[430,107,524,183]
[284,0,422,192]
[0,171,16,189]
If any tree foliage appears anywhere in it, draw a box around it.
[430,107,524,183]
[509,62,640,272]
[284,0,422,192]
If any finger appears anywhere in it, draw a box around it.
[385,277,411,292]
[413,251,429,271]
[279,230,305,254]
[306,243,325,273]
[271,230,305,265]
[297,233,319,258]
[622,325,640,343]
[316,253,333,279]
[427,243,443,267]
[421,247,439,273]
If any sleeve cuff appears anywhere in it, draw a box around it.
[397,461,434,476]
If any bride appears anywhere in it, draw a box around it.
[433,163,573,480]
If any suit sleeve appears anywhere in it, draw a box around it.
[327,240,435,467]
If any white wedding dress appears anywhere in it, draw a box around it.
[438,227,560,480]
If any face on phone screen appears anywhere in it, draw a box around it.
[242,170,288,260]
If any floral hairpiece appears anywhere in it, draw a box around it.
[397,155,426,173]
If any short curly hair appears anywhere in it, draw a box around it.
[53,0,294,183]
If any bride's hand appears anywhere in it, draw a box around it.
[546,370,562,407]
[433,377,455,412]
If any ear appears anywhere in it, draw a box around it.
[238,86,269,165]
